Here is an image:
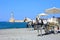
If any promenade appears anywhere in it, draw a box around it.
[0,28,60,40]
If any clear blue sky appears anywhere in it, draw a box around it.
[0,0,60,21]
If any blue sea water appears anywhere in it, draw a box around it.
[0,22,28,29]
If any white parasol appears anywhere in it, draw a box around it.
[37,13,48,17]
[37,13,48,19]
[45,7,60,14]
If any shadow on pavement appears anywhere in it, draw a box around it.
[38,31,60,36]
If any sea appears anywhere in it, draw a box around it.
[0,22,28,29]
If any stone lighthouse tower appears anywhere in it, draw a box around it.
[9,12,15,22]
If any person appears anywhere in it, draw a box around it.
[52,16,58,34]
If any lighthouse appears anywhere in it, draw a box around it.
[9,12,15,22]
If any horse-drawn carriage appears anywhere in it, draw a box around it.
[27,18,59,36]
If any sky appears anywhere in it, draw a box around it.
[0,0,60,21]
